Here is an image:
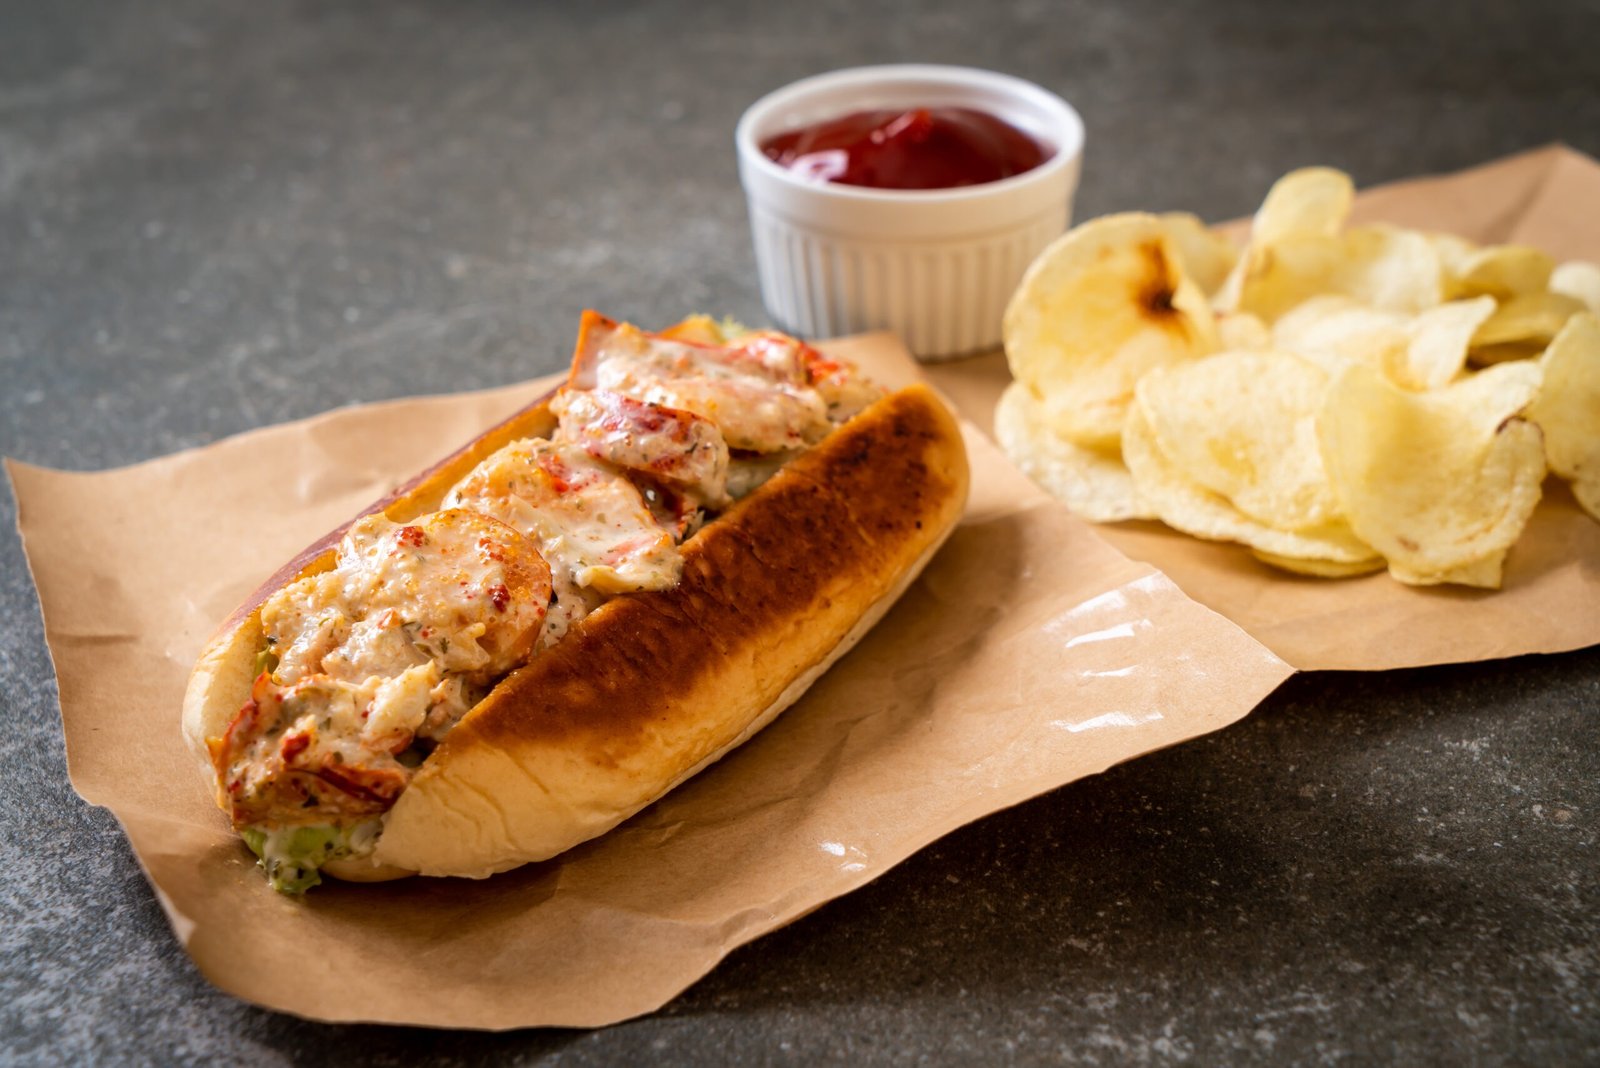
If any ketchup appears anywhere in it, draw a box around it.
[760,107,1049,190]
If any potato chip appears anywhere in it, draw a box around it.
[994,381,1155,523]
[1235,226,1444,323]
[1394,296,1497,390]
[1387,551,1506,590]
[1123,403,1379,564]
[1004,213,1218,449]
[1216,310,1271,350]
[1452,245,1555,300]
[1317,363,1546,578]
[1472,291,1588,346]
[1272,295,1494,390]
[1427,231,1478,283]
[1252,167,1355,244]
[1214,168,1355,313]
[1271,295,1407,375]
[1136,352,1338,530]
[1250,549,1386,578]
[1549,260,1600,315]
[1159,212,1239,296]
[1526,312,1600,521]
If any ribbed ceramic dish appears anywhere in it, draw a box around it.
[736,65,1084,360]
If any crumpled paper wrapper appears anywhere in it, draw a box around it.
[923,145,1600,671]
[8,334,1292,1028]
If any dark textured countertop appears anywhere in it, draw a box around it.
[3,2,1597,1063]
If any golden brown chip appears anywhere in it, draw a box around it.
[1252,167,1356,245]
[1004,213,1218,449]
[1317,363,1546,579]
[1452,245,1555,300]
[1427,231,1478,285]
[1123,403,1378,564]
[1393,297,1497,390]
[1471,291,1588,351]
[1526,312,1600,521]
[1271,295,1407,376]
[1235,226,1444,323]
[1214,168,1355,313]
[1250,549,1387,578]
[1216,310,1272,351]
[1136,352,1338,531]
[1387,551,1507,590]
[1550,260,1600,314]
[1159,212,1240,296]
[994,381,1154,522]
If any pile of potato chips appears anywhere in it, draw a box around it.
[997,167,1600,588]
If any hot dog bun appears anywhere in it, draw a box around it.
[183,380,969,881]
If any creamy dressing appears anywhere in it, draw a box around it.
[573,318,831,452]
[445,438,682,596]
[217,510,550,832]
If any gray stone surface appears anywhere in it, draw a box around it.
[2,0,1597,1063]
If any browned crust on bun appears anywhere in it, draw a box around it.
[183,382,969,881]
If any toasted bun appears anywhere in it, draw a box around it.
[183,383,969,880]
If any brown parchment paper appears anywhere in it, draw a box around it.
[9,333,1292,1029]
[923,145,1600,671]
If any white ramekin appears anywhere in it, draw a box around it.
[736,64,1084,361]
